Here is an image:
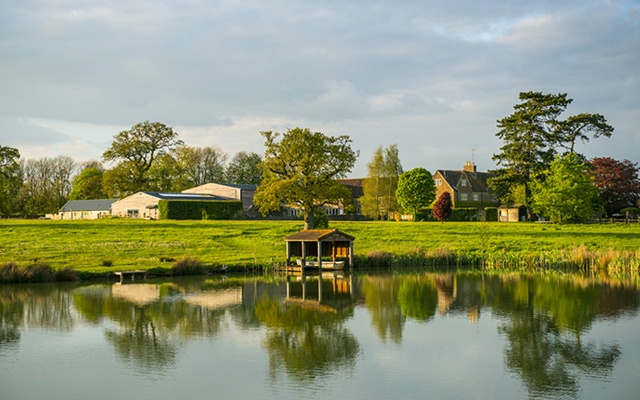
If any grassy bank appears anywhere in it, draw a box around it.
[1,219,639,279]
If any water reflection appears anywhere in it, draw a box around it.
[1,272,639,398]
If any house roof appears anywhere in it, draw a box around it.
[142,192,229,201]
[436,170,491,193]
[59,199,118,212]
[338,178,365,199]
[284,229,355,242]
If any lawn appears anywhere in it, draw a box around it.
[1,219,639,275]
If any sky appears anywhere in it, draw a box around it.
[1,0,638,178]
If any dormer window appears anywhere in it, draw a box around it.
[460,178,467,186]
[435,179,442,186]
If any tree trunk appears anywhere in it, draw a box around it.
[304,207,314,230]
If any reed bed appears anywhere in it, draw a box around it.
[0,261,79,284]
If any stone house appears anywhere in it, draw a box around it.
[433,162,498,208]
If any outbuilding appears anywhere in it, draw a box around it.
[284,229,355,269]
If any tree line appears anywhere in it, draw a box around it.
[0,121,262,215]
[1,92,639,223]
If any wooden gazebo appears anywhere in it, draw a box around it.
[284,229,355,269]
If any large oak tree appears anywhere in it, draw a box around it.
[254,128,358,230]
[102,121,183,195]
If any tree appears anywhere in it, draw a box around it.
[531,153,598,223]
[432,192,453,222]
[69,167,105,200]
[587,157,640,216]
[0,145,21,214]
[254,128,358,230]
[16,156,75,214]
[395,167,435,221]
[489,92,613,219]
[174,145,227,188]
[102,121,183,194]
[225,151,262,185]
[361,145,403,220]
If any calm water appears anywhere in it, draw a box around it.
[1,271,639,400]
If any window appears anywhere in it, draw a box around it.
[473,193,479,201]
[460,193,468,201]
[127,209,139,218]
[435,179,442,186]
[460,178,467,186]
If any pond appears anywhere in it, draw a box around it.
[1,270,639,400]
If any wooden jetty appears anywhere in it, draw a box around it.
[114,270,147,283]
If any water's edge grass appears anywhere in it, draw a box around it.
[1,219,639,283]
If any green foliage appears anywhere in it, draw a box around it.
[69,167,104,200]
[0,145,21,214]
[361,144,403,220]
[448,208,479,221]
[225,151,262,185]
[397,278,438,322]
[484,207,498,221]
[396,167,435,221]
[531,153,599,223]
[490,92,613,217]
[102,121,184,195]
[254,128,357,230]
[0,261,78,283]
[158,200,243,220]
[313,208,330,229]
[16,155,76,215]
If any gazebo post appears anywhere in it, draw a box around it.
[301,241,306,267]
[350,241,354,267]
[317,241,323,269]
[286,241,290,266]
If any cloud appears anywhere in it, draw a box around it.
[0,0,637,177]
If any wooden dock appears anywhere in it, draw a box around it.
[114,270,147,283]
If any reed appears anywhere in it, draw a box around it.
[0,261,79,283]
[170,256,207,276]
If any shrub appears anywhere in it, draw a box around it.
[366,250,395,267]
[54,267,80,282]
[484,207,498,221]
[433,192,453,221]
[159,256,176,263]
[171,256,207,276]
[102,259,113,267]
[0,261,77,283]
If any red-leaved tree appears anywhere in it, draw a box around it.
[432,192,453,221]
[588,157,640,216]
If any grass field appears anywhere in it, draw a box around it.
[1,219,639,277]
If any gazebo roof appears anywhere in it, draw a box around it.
[284,229,355,242]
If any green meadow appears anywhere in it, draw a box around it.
[1,219,639,277]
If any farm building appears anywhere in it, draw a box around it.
[182,183,257,211]
[110,192,227,219]
[58,199,118,220]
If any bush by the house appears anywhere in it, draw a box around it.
[484,207,498,221]
[158,200,243,220]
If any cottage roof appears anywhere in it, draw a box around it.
[59,199,118,213]
[284,229,355,242]
[436,170,491,193]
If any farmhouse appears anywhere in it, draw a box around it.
[110,192,227,219]
[433,162,498,207]
[182,183,257,211]
[58,199,118,220]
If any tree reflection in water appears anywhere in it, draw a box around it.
[255,273,360,383]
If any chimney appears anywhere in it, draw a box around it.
[463,161,477,172]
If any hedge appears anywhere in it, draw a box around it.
[484,207,498,221]
[158,200,244,220]
[415,207,480,221]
